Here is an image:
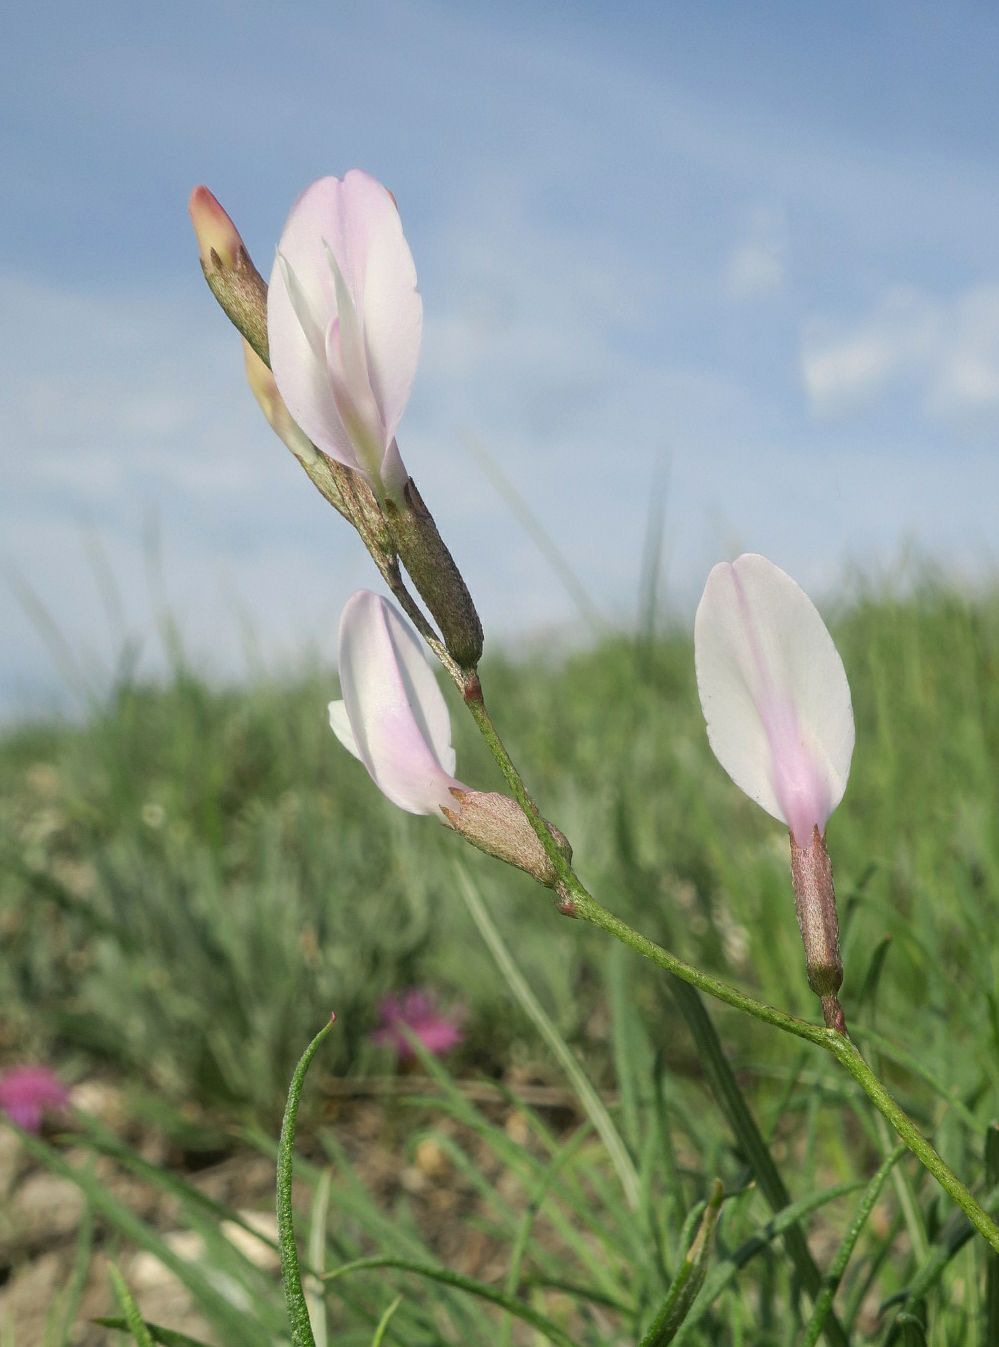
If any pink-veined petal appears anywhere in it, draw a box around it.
[336,591,461,815]
[267,172,420,482]
[268,249,358,468]
[324,298,385,477]
[694,553,855,843]
[358,193,422,443]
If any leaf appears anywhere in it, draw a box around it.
[3,1121,270,1347]
[455,862,640,1210]
[277,1015,337,1347]
[94,1321,215,1347]
[671,1179,866,1345]
[638,1179,724,1346]
[888,1310,929,1346]
[323,1256,576,1347]
[799,1144,904,1347]
[667,977,850,1347]
[105,1265,156,1347]
[986,1124,999,1347]
[369,1297,402,1347]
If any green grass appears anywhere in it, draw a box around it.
[4,570,999,1342]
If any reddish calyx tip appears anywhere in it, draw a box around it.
[187,184,243,269]
[329,1011,337,1025]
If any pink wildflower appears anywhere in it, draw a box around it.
[371,990,464,1060]
[0,1065,70,1133]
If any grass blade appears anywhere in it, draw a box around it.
[47,1197,94,1347]
[456,861,640,1210]
[668,978,851,1347]
[4,1123,269,1347]
[986,1124,999,1346]
[106,1264,156,1347]
[639,1179,723,1346]
[465,433,606,634]
[889,1311,929,1346]
[278,1015,337,1347]
[671,1179,866,1345]
[369,1297,402,1347]
[323,1257,576,1347]
[800,1144,905,1347]
[94,1322,215,1347]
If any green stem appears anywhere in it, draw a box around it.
[825,1036,999,1253]
[463,685,571,881]
[579,885,999,1255]
[572,887,828,1045]
[462,685,999,1257]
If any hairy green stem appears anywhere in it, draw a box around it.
[577,884,999,1255]
[278,1015,336,1347]
[462,686,999,1256]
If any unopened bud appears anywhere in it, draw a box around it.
[242,340,320,468]
[385,478,484,669]
[188,185,269,362]
[789,827,847,1034]
[188,185,243,269]
[441,789,571,887]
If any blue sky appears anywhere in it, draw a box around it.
[4,1,999,715]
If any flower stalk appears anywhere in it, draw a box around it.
[790,828,846,1033]
[458,677,999,1257]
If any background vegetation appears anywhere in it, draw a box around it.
[3,569,999,1343]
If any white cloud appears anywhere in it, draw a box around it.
[801,289,935,413]
[723,206,787,300]
[928,286,999,420]
[800,284,999,426]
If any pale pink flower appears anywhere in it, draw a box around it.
[267,171,421,497]
[694,553,855,844]
[371,990,464,1059]
[0,1065,70,1133]
[329,590,465,815]
[329,592,568,885]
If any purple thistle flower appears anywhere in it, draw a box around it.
[371,989,464,1060]
[0,1065,70,1133]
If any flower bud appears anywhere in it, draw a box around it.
[695,553,854,845]
[695,553,854,1032]
[188,185,244,269]
[187,185,269,362]
[441,788,571,888]
[384,478,484,670]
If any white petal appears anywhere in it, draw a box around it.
[694,553,855,841]
[268,246,358,469]
[328,700,362,760]
[337,591,460,815]
[266,172,420,483]
[358,201,422,443]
